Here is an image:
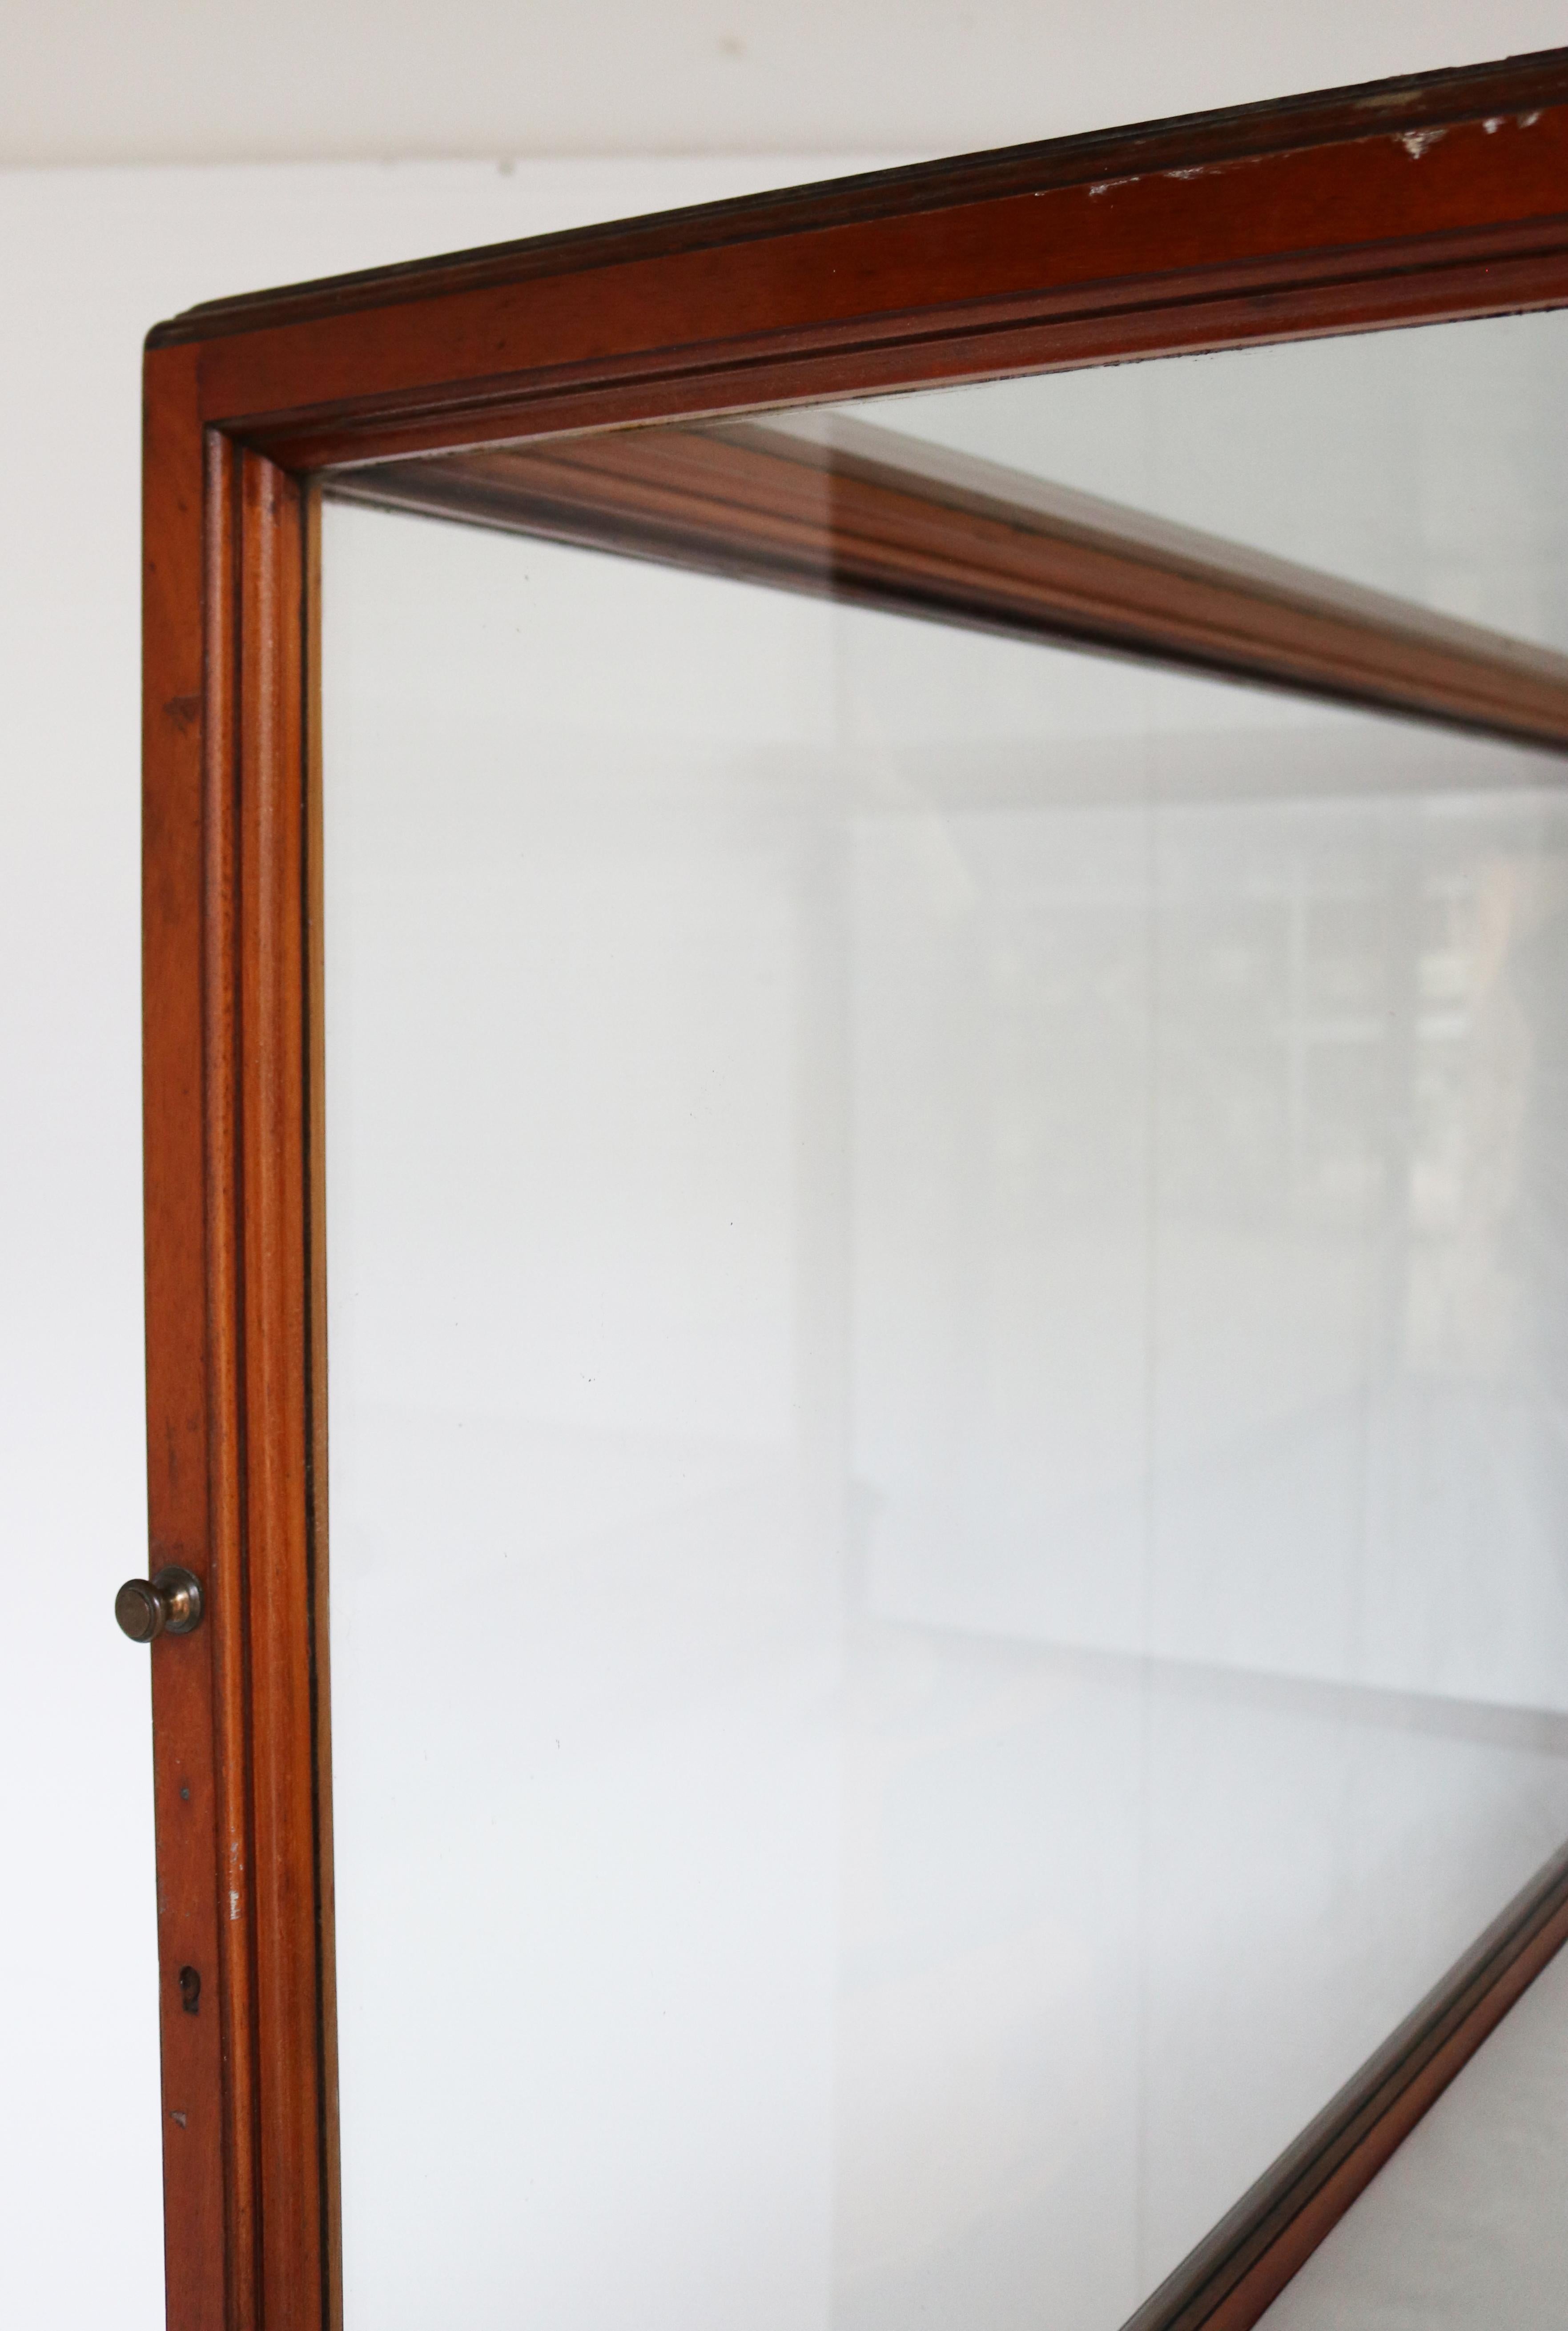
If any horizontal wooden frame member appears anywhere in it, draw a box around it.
[141,44,1568,2331]
[149,50,1568,471]
[334,413,1568,753]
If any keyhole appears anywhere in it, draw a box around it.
[178,1965,201,2015]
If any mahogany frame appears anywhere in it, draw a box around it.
[143,46,1568,2331]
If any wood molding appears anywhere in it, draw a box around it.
[231,444,332,2331]
[304,478,344,2331]
[144,341,230,2331]
[202,428,260,2331]
[155,46,1568,348]
[132,61,1568,471]
[332,415,1568,753]
[145,382,335,2331]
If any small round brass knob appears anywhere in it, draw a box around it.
[115,1565,204,1642]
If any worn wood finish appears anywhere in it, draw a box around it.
[151,58,1568,471]
[334,415,1568,752]
[141,44,1568,2331]
[157,49,1568,345]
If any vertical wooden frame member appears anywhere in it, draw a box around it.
[234,441,333,2331]
[201,425,258,2331]
[144,355,337,2331]
[145,340,230,2331]
[305,479,345,2331]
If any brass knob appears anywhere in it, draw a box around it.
[115,1565,204,1642]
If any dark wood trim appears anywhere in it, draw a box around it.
[144,340,230,2331]
[232,444,331,2331]
[215,216,1568,476]
[153,46,1568,346]
[141,44,1568,2331]
[140,60,1568,473]
[1126,1837,1568,2330]
[303,480,344,2331]
[331,416,1568,753]
[216,231,1568,478]
[146,391,333,2331]
[203,427,260,2331]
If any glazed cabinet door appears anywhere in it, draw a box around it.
[314,309,1568,2331]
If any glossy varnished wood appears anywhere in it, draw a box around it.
[201,430,259,2331]
[145,426,334,2328]
[233,446,330,2331]
[304,482,344,2331]
[150,57,1568,470]
[334,415,1568,752]
[144,340,229,2331]
[154,46,1568,345]
[141,44,1568,2331]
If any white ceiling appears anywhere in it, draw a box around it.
[5,0,1568,169]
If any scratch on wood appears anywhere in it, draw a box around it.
[1398,128,1448,160]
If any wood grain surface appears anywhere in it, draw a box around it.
[146,54,1568,471]
[145,409,337,2329]
[143,337,231,2331]
[154,45,1568,347]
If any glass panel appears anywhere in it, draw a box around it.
[835,309,1568,654]
[322,311,1568,2331]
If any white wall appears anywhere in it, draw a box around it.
[5,1,1568,165]
[4,8,1568,2324]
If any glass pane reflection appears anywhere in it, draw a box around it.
[322,325,1568,2331]
[838,308,1568,656]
